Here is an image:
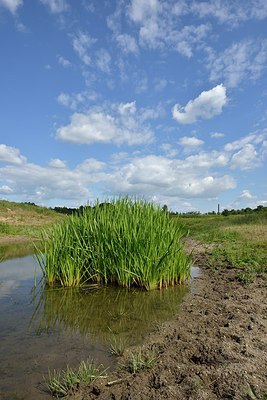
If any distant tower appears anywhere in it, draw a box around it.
[217,203,220,215]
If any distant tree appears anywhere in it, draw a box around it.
[222,209,230,216]
[162,204,168,213]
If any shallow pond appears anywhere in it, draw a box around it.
[0,245,198,399]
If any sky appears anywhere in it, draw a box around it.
[0,0,267,213]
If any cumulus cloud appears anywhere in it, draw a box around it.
[39,0,68,13]
[0,144,26,164]
[48,158,67,168]
[56,102,154,146]
[0,0,22,14]
[0,143,238,206]
[107,154,235,199]
[172,84,227,124]
[160,143,178,158]
[0,185,13,194]
[231,144,258,170]
[239,189,256,200]
[0,158,105,203]
[224,132,266,152]
[179,136,204,147]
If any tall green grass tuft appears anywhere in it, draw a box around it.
[36,197,191,290]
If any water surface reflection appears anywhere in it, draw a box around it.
[0,251,195,400]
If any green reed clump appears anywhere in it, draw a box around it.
[36,197,191,290]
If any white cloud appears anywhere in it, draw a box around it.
[116,34,139,55]
[39,0,68,13]
[0,185,13,194]
[160,143,178,158]
[0,0,22,14]
[239,190,256,200]
[154,79,167,91]
[57,55,71,67]
[179,136,204,147]
[231,144,258,170]
[224,133,266,152]
[191,0,267,25]
[56,103,154,146]
[172,84,227,124]
[0,145,236,206]
[95,49,111,73]
[211,132,224,139]
[48,158,67,168]
[72,32,97,66]
[0,160,102,203]
[57,90,98,110]
[208,39,267,88]
[0,144,26,164]
[118,101,136,115]
[128,0,162,23]
[107,154,235,199]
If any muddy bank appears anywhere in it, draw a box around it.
[0,235,33,246]
[66,251,267,400]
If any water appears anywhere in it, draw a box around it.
[0,246,198,399]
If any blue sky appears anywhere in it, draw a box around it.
[0,0,266,212]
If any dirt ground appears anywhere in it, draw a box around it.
[66,241,267,400]
[0,235,33,246]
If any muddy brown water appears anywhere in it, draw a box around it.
[0,244,199,399]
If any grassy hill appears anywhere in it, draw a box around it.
[0,200,64,239]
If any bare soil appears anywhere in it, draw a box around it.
[66,241,267,400]
[0,235,33,246]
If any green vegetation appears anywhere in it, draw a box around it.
[122,348,157,373]
[45,359,107,398]
[109,335,128,356]
[180,211,267,283]
[36,197,191,290]
[0,200,64,239]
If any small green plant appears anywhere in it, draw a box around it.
[109,335,128,356]
[44,359,107,398]
[122,348,157,373]
[236,268,256,284]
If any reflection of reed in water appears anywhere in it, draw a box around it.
[30,284,188,345]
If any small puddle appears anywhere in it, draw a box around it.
[0,247,199,399]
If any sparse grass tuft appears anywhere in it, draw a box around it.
[122,348,157,373]
[109,335,128,356]
[44,359,107,398]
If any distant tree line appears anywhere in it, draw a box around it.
[221,205,266,216]
[22,201,267,217]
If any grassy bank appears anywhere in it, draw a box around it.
[0,200,64,239]
[179,212,267,283]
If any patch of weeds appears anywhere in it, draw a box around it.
[207,246,229,270]
[44,359,107,398]
[236,267,256,284]
[122,348,157,373]
[109,335,128,356]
